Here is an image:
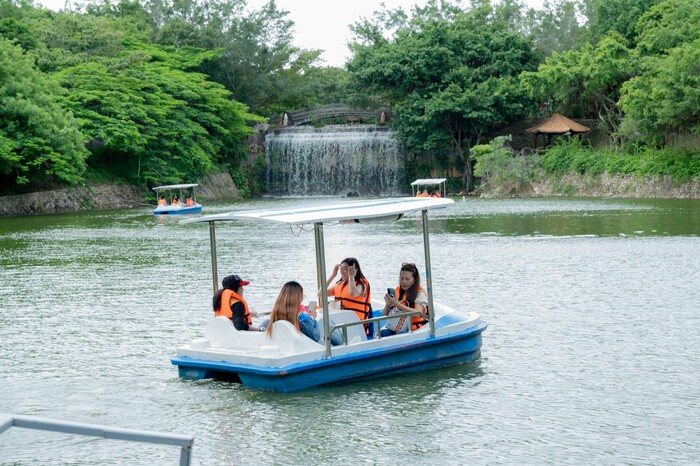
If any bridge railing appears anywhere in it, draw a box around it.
[0,413,195,466]
[282,104,391,126]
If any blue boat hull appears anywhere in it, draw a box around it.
[153,206,202,215]
[171,323,485,392]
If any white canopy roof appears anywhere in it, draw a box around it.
[181,197,453,226]
[152,184,198,191]
[411,178,447,186]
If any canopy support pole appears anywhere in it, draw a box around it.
[209,222,219,293]
[314,222,332,358]
[421,209,436,337]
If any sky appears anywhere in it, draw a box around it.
[37,0,545,67]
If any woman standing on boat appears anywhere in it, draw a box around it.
[381,263,429,337]
[213,274,263,332]
[321,258,372,323]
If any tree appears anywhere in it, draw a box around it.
[56,43,264,186]
[618,0,700,144]
[348,2,539,189]
[0,38,88,190]
[521,33,636,139]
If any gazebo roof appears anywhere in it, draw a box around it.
[526,114,590,134]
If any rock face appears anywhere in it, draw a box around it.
[0,184,143,217]
[196,172,241,199]
[0,172,241,217]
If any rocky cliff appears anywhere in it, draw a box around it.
[0,172,241,217]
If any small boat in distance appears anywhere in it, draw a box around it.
[171,197,486,392]
[411,178,447,197]
[152,183,202,215]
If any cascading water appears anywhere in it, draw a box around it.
[264,125,407,196]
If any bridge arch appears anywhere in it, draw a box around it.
[279,104,391,126]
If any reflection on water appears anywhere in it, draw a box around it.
[1,197,699,464]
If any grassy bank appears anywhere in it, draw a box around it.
[473,137,700,198]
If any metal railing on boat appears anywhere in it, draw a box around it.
[0,414,195,466]
[331,310,426,344]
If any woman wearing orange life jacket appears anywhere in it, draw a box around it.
[381,262,429,337]
[212,274,263,332]
[320,257,372,323]
[157,196,167,205]
[185,196,194,207]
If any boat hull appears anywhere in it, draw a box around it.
[153,205,202,215]
[171,322,485,392]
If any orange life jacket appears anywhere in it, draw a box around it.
[215,289,252,325]
[419,191,429,197]
[157,198,166,205]
[394,285,429,331]
[333,277,371,321]
[185,198,194,206]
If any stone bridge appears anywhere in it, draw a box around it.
[279,104,392,126]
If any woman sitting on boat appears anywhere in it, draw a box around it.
[157,195,167,205]
[172,195,181,206]
[321,258,372,325]
[266,281,343,345]
[185,196,194,207]
[381,262,429,337]
[213,274,263,332]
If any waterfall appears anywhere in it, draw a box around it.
[264,125,407,196]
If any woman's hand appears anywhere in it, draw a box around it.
[347,264,356,278]
[384,293,399,308]
[331,263,340,277]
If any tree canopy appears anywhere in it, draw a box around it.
[348,1,539,188]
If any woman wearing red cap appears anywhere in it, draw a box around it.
[213,274,263,332]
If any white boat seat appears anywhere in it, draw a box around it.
[267,320,323,354]
[318,311,367,344]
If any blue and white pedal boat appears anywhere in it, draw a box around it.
[171,197,486,392]
[152,183,202,215]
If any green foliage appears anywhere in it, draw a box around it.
[348,3,539,189]
[0,38,88,189]
[540,138,700,181]
[56,44,263,187]
[588,0,661,45]
[473,136,536,188]
[520,33,635,131]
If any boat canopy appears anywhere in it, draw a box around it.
[181,197,453,226]
[152,183,199,191]
[410,178,447,186]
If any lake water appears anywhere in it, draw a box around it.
[1,197,699,465]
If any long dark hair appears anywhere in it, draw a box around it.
[399,263,420,308]
[267,281,303,336]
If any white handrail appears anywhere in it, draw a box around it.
[0,414,194,466]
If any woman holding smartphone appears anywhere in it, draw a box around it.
[381,262,429,337]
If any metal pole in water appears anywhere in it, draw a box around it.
[422,209,436,337]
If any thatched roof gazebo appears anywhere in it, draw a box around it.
[526,113,590,149]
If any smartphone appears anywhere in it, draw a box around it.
[387,288,395,296]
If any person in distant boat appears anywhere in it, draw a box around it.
[430,189,441,198]
[381,262,429,337]
[213,274,263,332]
[320,258,372,325]
[157,195,167,205]
[172,195,181,206]
[419,190,429,197]
[415,190,423,197]
[185,196,194,207]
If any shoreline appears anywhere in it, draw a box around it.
[2,173,698,217]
